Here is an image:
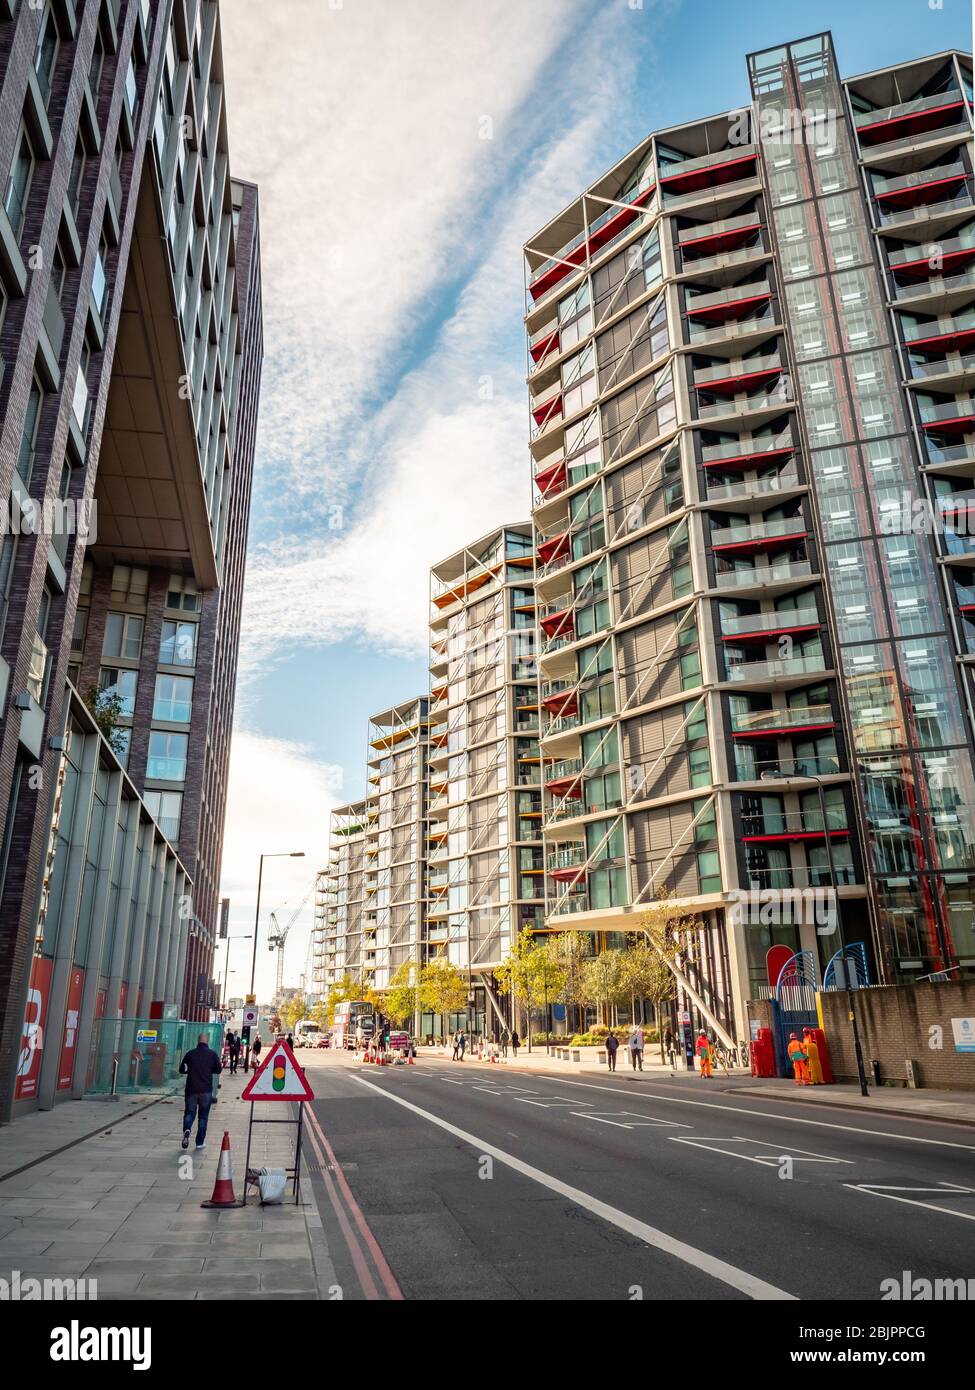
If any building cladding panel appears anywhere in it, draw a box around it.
[0,0,260,1118]
[525,31,975,1040]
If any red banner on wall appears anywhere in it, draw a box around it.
[15,956,53,1101]
[57,967,85,1091]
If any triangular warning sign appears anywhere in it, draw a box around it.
[240,1040,314,1102]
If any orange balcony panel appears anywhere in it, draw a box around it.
[858,99,966,145]
[534,458,567,497]
[661,153,757,196]
[432,567,497,609]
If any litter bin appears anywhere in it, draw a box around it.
[869,1058,882,1086]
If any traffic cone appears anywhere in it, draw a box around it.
[407,1052,415,1065]
[201,1131,238,1208]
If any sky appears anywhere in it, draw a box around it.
[213,0,973,1002]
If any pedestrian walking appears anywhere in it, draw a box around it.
[628,1025,645,1071]
[501,1028,510,1059]
[664,1026,676,1067]
[696,1030,712,1078]
[179,1032,222,1151]
[252,1034,263,1068]
[451,1030,461,1061]
[510,1029,520,1058]
[228,1031,240,1075]
[458,1030,466,1061]
[605,1031,619,1072]
[286,1033,294,1049]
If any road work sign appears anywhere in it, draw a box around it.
[240,1040,314,1101]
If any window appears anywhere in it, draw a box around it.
[110,564,148,606]
[16,375,42,483]
[145,789,182,841]
[102,611,144,661]
[113,727,131,768]
[34,6,59,103]
[124,58,138,118]
[89,33,104,101]
[67,140,86,217]
[146,731,188,781]
[166,574,201,611]
[0,535,16,638]
[4,128,35,240]
[153,674,193,722]
[159,619,197,666]
[92,235,109,316]
[98,667,138,716]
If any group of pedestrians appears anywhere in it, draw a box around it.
[787,1029,825,1085]
[449,1027,521,1061]
[604,1025,645,1072]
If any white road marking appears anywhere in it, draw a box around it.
[671,1136,852,1168]
[353,1072,796,1301]
[845,1182,975,1221]
[491,1074,975,1151]
[575,1110,691,1129]
[514,1096,592,1109]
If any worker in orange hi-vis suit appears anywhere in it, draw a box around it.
[802,1027,824,1085]
[696,1031,712,1078]
[787,1032,810,1085]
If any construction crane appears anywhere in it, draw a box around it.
[267,882,315,997]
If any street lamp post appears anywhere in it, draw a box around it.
[221,935,252,1011]
[244,851,305,1070]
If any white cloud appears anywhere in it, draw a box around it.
[218,728,342,1001]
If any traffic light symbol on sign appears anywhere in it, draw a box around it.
[272,1061,286,1092]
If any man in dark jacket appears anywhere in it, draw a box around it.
[179,1034,222,1151]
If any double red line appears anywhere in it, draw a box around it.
[303,1102,403,1300]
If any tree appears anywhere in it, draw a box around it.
[638,895,703,1059]
[310,997,331,1032]
[495,927,548,1051]
[620,937,673,1049]
[419,956,467,1039]
[279,996,306,1033]
[323,973,360,1025]
[532,939,567,1047]
[84,684,128,758]
[385,961,420,1026]
[548,931,588,1033]
[580,949,628,1027]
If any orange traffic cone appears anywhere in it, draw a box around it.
[407,1052,415,1065]
[201,1131,239,1208]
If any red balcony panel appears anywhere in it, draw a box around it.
[875,171,967,208]
[720,621,820,642]
[534,458,567,497]
[661,153,757,196]
[920,411,975,435]
[542,689,578,716]
[537,531,570,565]
[527,188,656,303]
[687,290,772,323]
[892,245,975,280]
[742,828,850,843]
[731,721,837,740]
[587,184,656,254]
[694,366,781,395]
[532,393,563,427]
[540,608,575,639]
[681,221,764,257]
[712,528,808,555]
[546,776,582,798]
[858,99,966,145]
[549,865,586,884]
[702,443,795,470]
[909,326,975,355]
[530,329,560,363]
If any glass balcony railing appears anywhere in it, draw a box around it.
[721,606,819,638]
[548,891,590,914]
[698,388,792,421]
[894,268,975,302]
[910,354,975,381]
[547,845,586,872]
[706,469,802,501]
[682,243,766,277]
[662,144,758,179]
[880,190,974,228]
[924,441,975,465]
[730,703,834,735]
[544,712,580,736]
[855,89,966,131]
[701,432,794,465]
[713,515,807,547]
[726,653,829,683]
[919,398,975,425]
[874,160,967,198]
[715,560,815,590]
[889,233,975,271]
[679,211,764,246]
[741,807,849,838]
[686,280,772,314]
[546,757,583,783]
[694,354,782,387]
[689,313,780,346]
[738,754,842,779]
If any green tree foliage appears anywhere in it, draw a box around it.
[419,956,467,1031]
[84,685,128,758]
[384,961,420,1026]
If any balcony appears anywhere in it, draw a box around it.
[855,91,969,147]
[711,515,809,554]
[714,560,815,593]
[725,652,830,685]
[878,189,973,230]
[693,354,782,394]
[701,432,795,472]
[541,680,578,716]
[547,844,586,882]
[888,234,975,279]
[908,353,975,388]
[893,267,975,309]
[737,753,842,780]
[660,145,758,198]
[547,890,590,915]
[873,160,969,209]
[686,279,772,323]
[543,711,580,738]
[918,397,975,434]
[741,807,849,843]
[730,703,836,740]
[904,313,975,356]
[720,607,820,640]
[536,529,571,571]
[706,467,802,503]
[545,758,583,797]
[539,602,575,643]
[697,386,793,424]
[679,211,765,257]
[529,321,560,366]
[527,182,656,303]
[531,386,563,435]
[534,457,568,499]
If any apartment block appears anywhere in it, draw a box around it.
[0,0,260,1117]
[524,31,975,1041]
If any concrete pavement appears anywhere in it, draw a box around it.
[0,1071,332,1300]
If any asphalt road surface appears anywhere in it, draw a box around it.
[297,1051,975,1302]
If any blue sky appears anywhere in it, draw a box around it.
[215,0,972,1001]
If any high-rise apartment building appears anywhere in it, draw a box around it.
[0,0,260,1118]
[524,32,975,1042]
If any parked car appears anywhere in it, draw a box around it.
[316,1036,330,1049]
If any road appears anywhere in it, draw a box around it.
[296,1050,975,1302]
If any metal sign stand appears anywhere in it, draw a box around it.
[242,1099,305,1205]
